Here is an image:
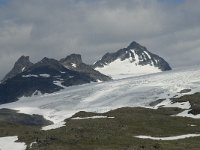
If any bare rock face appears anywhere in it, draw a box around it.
[2,55,33,82]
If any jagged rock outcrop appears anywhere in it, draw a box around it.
[2,55,33,82]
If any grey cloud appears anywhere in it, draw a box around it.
[0,0,200,79]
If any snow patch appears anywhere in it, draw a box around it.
[131,49,139,64]
[39,74,50,78]
[32,90,42,96]
[21,67,26,72]
[154,99,191,109]
[42,121,66,130]
[30,141,37,148]
[176,110,200,119]
[143,51,151,60]
[188,124,197,127]
[71,116,115,120]
[134,134,200,140]
[71,63,77,68]
[22,74,38,78]
[164,101,191,109]
[96,79,102,83]
[0,136,26,150]
[95,57,161,79]
[53,81,66,88]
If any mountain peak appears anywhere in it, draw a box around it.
[31,57,65,72]
[59,54,111,81]
[40,57,56,63]
[93,41,172,79]
[2,55,33,82]
[14,55,32,68]
[127,41,146,50]
[60,54,82,66]
[17,55,30,62]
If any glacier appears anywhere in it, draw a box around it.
[0,66,200,130]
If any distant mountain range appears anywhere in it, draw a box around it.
[0,41,171,104]
[0,56,110,104]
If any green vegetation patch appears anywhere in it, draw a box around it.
[30,107,200,150]
[1,104,200,149]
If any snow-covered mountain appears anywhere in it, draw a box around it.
[1,65,199,130]
[93,41,171,79]
[0,56,110,104]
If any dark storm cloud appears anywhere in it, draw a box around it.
[0,0,200,79]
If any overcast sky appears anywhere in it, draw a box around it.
[0,0,200,80]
